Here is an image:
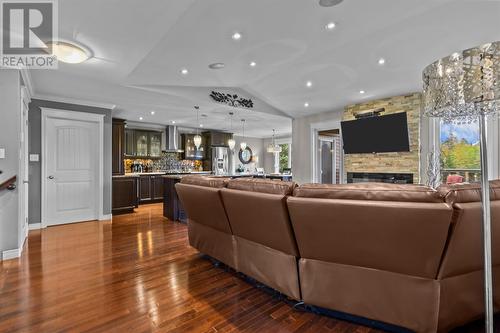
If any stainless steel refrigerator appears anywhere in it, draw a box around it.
[212,146,229,175]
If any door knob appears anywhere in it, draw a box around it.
[48,175,54,179]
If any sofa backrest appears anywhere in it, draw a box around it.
[175,176,232,234]
[288,182,453,279]
[436,180,500,278]
[221,178,299,256]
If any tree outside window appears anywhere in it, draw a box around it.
[440,121,481,182]
[278,143,290,173]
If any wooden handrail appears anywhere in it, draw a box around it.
[0,176,16,191]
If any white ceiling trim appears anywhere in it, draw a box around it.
[33,93,117,110]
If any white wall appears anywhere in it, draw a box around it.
[232,135,264,173]
[292,109,343,184]
[0,70,21,258]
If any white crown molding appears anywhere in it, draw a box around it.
[2,248,20,261]
[33,94,117,111]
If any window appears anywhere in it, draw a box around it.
[278,143,291,172]
[440,121,481,183]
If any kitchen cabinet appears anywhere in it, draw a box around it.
[204,131,233,147]
[112,119,126,175]
[124,129,162,158]
[112,176,138,214]
[139,174,164,203]
[182,134,205,160]
[163,177,187,222]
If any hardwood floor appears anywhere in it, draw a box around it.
[0,203,490,332]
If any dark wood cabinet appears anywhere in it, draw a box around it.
[181,134,205,160]
[163,177,186,222]
[112,176,138,214]
[124,129,162,158]
[139,175,152,202]
[139,175,163,203]
[205,131,232,147]
[152,176,164,200]
[112,119,126,175]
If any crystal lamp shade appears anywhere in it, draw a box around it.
[240,142,247,150]
[193,134,202,149]
[422,41,500,123]
[267,143,282,153]
[228,138,236,150]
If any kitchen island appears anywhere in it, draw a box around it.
[112,171,211,215]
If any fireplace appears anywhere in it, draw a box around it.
[347,172,413,184]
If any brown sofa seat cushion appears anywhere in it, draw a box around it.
[180,175,228,188]
[293,182,443,203]
[437,180,500,203]
[227,178,296,195]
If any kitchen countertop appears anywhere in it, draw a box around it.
[113,171,212,178]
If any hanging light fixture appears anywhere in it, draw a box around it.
[240,119,247,150]
[227,112,236,150]
[267,129,282,153]
[193,106,202,149]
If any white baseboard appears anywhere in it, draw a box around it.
[29,223,42,230]
[2,248,20,261]
[99,214,112,221]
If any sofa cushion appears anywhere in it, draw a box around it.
[227,178,296,195]
[180,175,228,188]
[437,180,500,203]
[293,182,443,203]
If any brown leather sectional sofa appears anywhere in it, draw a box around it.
[175,177,500,333]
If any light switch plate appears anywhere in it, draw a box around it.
[0,148,5,159]
[29,154,39,162]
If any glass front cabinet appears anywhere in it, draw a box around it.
[125,129,162,158]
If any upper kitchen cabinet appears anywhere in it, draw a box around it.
[204,131,233,147]
[112,118,126,175]
[125,129,163,158]
[182,134,205,160]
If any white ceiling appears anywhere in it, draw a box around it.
[31,0,500,138]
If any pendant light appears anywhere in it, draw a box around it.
[227,112,236,150]
[240,119,247,150]
[193,106,202,149]
[267,129,282,153]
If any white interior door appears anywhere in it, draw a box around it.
[44,117,99,226]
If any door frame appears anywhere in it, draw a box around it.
[41,108,104,227]
[310,119,343,183]
[18,86,30,251]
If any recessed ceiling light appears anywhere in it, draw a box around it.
[232,32,242,41]
[180,68,189,75]
[209,62,225,69]
[150,111,155,115]
[172,120,176,124]
[325,22,336,30]
[249,61,257,67]
[306,81,313,88]
[199,124,204,128]
[378,58,386,65]
[304,102,310,108]
[319,0,344,7]
[359,90,365,94]
[139,117,143,120]
[46,41,92,64]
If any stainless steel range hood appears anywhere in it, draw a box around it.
[164,125,184,153]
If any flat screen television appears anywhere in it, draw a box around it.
[340,112,410,154]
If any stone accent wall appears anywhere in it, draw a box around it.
[343,92,422,183]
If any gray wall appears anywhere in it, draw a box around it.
[292,110,343,184]
[0,70,20,256]
[28,99,113,224]
[232,136,264,173]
